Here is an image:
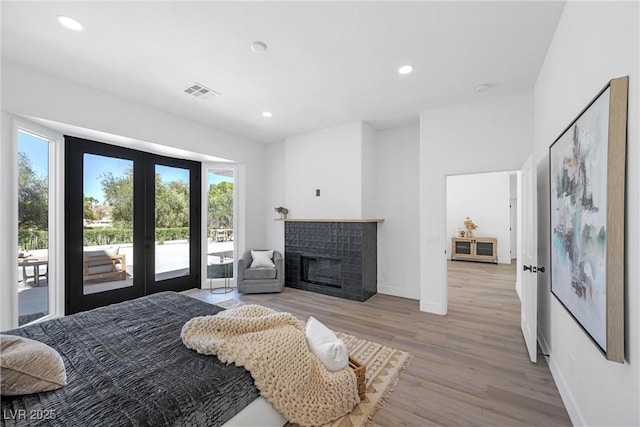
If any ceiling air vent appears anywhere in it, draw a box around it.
[184,83,220,100]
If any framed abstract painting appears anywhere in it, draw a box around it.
[549,76,628,363]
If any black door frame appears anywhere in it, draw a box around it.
[65,136,201,314]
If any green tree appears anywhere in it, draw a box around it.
[84,196,98,221]
[155,178,190,228]
[18,152,48,230]
[208,181,233,229]
[100,168,134,228]
[101,169,192,229]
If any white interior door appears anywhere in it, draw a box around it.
[520,155,538,363]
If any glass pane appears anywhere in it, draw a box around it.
[83,154,134,295]
[207,170,234,280]
[18,131,50,325]
[476,242,494,256]
[155,165,190,281]
[455,241,472,254]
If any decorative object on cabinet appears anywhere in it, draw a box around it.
[549,76,627,363]
[463,217,478,238]
[451,237,497,263]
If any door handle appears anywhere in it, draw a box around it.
[537,266,546,273]
[523,265,532,272]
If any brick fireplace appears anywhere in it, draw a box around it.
[284,219,381,302]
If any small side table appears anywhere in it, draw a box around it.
[18,257,49,286]
[208,256,234,294]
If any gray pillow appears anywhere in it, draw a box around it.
[1,334,67,396]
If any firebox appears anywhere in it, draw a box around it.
[301,256,342,288]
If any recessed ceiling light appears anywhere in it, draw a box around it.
[475,83,492,93]
[262,111,273,118]
[251,41,268,53]
[57,15,83,31]
[398,65,414,75]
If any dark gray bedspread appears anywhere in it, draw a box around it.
[1,292,259,427]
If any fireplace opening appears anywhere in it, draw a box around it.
[301,256,342,288]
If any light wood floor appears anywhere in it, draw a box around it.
[185,260,571,426]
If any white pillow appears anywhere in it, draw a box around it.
[305,316,348,372]
[250,250,275,268]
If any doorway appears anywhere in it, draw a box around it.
[445,170,519,306]
[65,136,201,314]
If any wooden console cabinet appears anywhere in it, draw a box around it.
[451,237,498,263]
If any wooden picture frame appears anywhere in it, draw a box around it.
[549,76,628,363]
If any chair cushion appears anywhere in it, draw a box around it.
[84,247,119,266]
[244,267,277,280]
[250,250,275,268]
[87,264,123,275]
[1,335,67,396]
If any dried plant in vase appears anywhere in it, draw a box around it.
[464,217,478,238]
[275,207,289,219]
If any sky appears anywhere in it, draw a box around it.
[84,153,133,202]
[18,131,233,204]
[18,131,48,178]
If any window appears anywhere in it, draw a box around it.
[205,167,236,289]
[16,129,60,325]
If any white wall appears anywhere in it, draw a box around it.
[534,2,639,425]
[1,60,268,329]
[264,122,420,300]
[375,124,420,300]
[284,122,363,219]
[446,171,511,264]
[419,89,533,314]
[361,122,377,218]
[266,141,286,256]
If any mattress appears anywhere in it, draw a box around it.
[1,292,260,426]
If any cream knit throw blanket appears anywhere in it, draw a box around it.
[181,305,359,426]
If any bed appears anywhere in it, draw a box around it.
[1,292,286,427]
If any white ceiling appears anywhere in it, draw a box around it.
[1,1,565,144]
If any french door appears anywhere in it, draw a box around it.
[65,136,201,314]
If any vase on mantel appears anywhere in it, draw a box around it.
[275,207,289,220]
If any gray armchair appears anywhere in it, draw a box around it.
[237,250,284,294]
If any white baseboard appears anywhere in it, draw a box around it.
[419,300,446,315]
[377,284,419,300]
[538,332,584,427]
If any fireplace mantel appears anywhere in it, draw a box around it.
[275,218,384,223]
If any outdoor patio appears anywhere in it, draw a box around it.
[18,238,234,325]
